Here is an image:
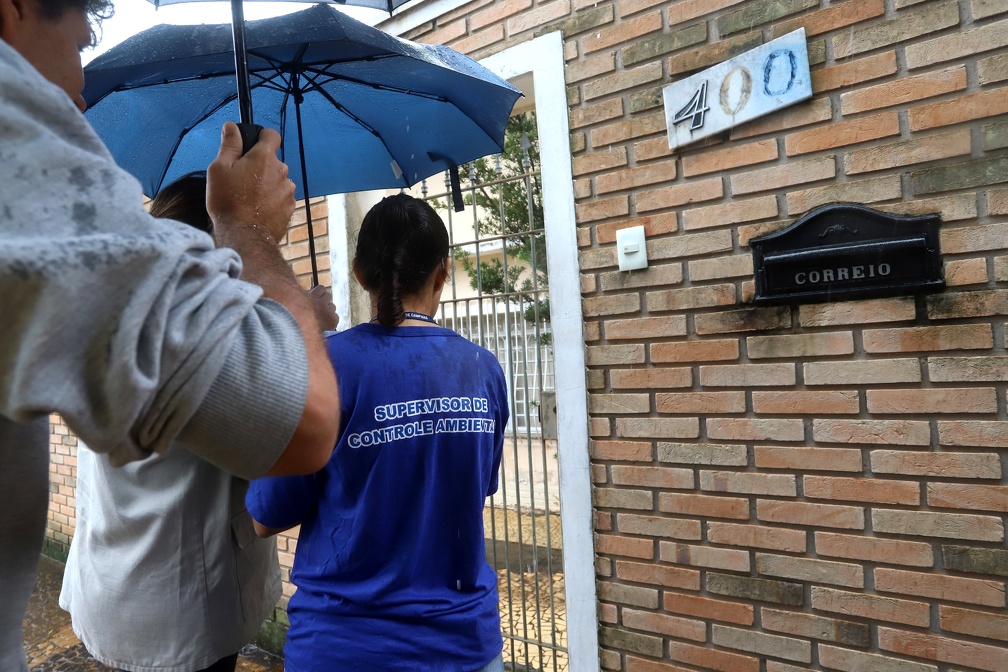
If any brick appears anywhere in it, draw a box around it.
[600,264,685,292]
[660,541,750,571]
[874,508,1004,542]
[689,254,755,281]
[927,483,1008,513]
[871,449,1001,479]
[846,128,972,176]
[700,363,797,387]
[592,440,653,462]
[813,50,896,94]
[875,567,1006,607]
[818,645,938,672]
[947,256,992,285]
[992,188,1008,215]
[617,513,700,541]
[572,143,627,174]
[633,135,672,162]
[927,290,1008,320]
[584,294,642,317]
[707,572,804,606]
[623,608,706,642]
[597,213,678,243]
[651,339,739,363]
[591,109,666,146]
[757,553,865,588]
[812,587,931,627]
[648,284,737,312]
[788,173,902,215]
[833,1,959,58]
[787,111,900,156]
[636,176,724,213]
[733,96,834,141]
[599,625,663,657]
[879,626,1008,672]
[815,532,933,567]
[596,533,657,561]
[683,197,778,232]
[596,162,677,194]
[701,471,797,496]
[659,492,749,519]
[754,446,863,471]
[649,229,733,261]
[712,624,811,662]
[912,155,1008,195]
[507,0,573,35]
[623,21,707,67]
[664,591,754,625]
[974,0,1008,19]
[943,545,1008,577]
[868,388,998,415]
[805,358,921,386]
[616,559,701,589]
[708,418,806,443]
[776,0,884,36]
[682,139,778,178]
[940,605,1008,641]
[587,344,645,366]
[985,119,1008,152]
[747,332,854,359]
[708,522,806,553]
[577,195,629,223]
[590,393,651,415]
[909,87,1008,133]
[666,0,746,24]
[585,10,662,54]
[864,324,993,353]
[656,391,746,414]
[751,391,860,416]
[841,64,968,115]
[732,156,836,196]
[612,465,694,490]
[567,51,617,85]
[927,354,1008,380]
[938,420,1008,447]
[805,476,920,506]
[628,87,663,114]
[661,443,749,465]
[594,487,654,510]
[719,0,809,33]
[695,306,792,334]
[605,316,687,341]
[585,61,663,100]
[668,30,763,81]
[979,52,1008,85]
[616,417,700,439]
[906,17,1008,69]
[935,225,1008,257]
[610,367,693,390]
[758,500,865,529]
[624,657,693,672]
[765,609,870,648]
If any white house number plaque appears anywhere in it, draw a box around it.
[663,28,812,150]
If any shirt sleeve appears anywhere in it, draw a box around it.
[246,472,321,531]
[0,44,307,479]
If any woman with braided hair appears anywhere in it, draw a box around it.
[247,193,508,672]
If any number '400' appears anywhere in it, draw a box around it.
[673,48,799,131]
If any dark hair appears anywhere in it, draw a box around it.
[149,172,212,236]
[36,0,114,47]
[354,193,449,327]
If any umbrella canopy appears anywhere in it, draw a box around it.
[82,4,522,200]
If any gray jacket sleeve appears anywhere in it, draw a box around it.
[0,41,306,479]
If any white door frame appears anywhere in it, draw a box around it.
[482,32,599,672]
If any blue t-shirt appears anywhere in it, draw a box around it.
[247,324,509,672]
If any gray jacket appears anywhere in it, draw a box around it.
[0,39,306,672]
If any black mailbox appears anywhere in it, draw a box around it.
[750,202,945,306]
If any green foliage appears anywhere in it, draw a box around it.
[446,112,551,336]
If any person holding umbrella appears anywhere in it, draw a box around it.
[247,194,509,672]
[0,2,341,671]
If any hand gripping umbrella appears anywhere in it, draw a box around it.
[82,4,522,285]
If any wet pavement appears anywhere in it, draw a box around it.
[23,555,284,672]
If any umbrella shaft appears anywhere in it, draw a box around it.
[230,0,254,125]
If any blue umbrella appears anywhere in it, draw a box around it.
[83,4,521,283]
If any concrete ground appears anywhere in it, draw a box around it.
[23,555,283,672]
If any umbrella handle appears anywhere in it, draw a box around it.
[238,122,263,155]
